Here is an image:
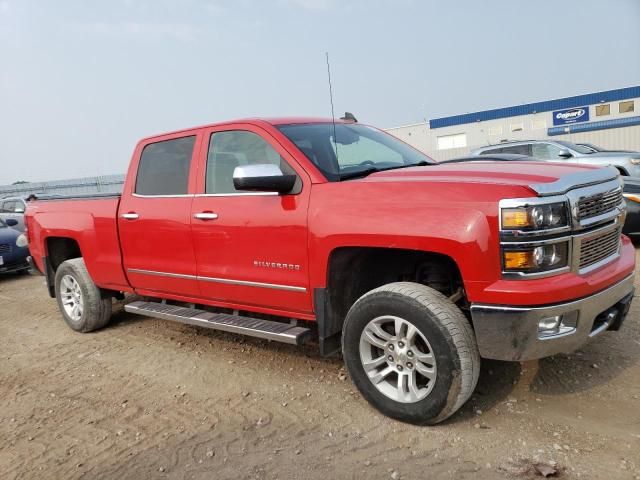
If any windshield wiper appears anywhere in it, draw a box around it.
[339,167,380,181]
[338,160,432,181]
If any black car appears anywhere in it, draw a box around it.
[623,178,640,239]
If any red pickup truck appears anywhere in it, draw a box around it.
[26,117,635,424]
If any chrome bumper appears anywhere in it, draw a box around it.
[470,273,635,361]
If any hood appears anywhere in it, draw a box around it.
[361,161,619,196]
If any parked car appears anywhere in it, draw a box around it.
[623,178,640,239]
[0,218,30,274]
[471,140,640,176]
[26,117,635,425]
[0,196,28,232]
[441,153,533,164]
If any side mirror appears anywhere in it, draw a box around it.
[558,149,573,158]
[233,164,297,194]
[14,207,25,214]
[5,219,18,227]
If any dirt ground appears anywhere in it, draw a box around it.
[1,256,639,480]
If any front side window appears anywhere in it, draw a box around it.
[206,130,295,194]
[277,123,433,181]
[532,143,565,160]
[135,136,196,196]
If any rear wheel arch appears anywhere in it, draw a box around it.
[44,237,83,297]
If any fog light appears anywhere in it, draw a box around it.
[538,312,578,339]
[538,315,562,335]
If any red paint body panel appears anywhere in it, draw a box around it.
[25,118,635,323]
[27,197,130,292]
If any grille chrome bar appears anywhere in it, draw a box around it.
[573,223,622,274]
[577,188,623,221]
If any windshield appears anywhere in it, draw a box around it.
[555,140,595,155]
[277,123,434,181]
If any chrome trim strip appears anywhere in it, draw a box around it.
[529,166,619,196]
[127,268,306,292]
[128,268,196,280]
[197,275,307,292]
[194,192,279,197]
[132,193,194,198]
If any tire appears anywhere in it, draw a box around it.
[54,258,112,332]
[342,282,480,425]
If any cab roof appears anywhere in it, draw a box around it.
[139,117,350,142]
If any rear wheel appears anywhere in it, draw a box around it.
[342,282,480,425]
[55,258,112,332]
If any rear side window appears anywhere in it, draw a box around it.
[135,136,196,195]
[481,147,504,154]
[500,144,531,155]
[1,201,15,213]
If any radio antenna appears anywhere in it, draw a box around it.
[325,52,338,161]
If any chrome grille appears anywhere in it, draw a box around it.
[0,244,11,254]
[577,188,622,220]
[579,227,621,270]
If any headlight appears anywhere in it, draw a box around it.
[16,234,28,248]
[503,241,570,274]
[629,158,640,165]
[501,202,569,231]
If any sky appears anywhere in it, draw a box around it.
[1,0,639,184]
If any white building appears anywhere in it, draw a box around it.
[387,86,640,161]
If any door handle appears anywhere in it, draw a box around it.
[194,212,218,220]
[121,212,139,220]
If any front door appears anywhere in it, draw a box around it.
[118,132,202,298]
[190,125,312,315]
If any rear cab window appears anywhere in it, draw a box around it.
[135,136,196,195]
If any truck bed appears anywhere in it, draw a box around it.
[26,194,131,293]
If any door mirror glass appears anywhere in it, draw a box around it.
[233,164,297,193]
[558,149,572,158]
[5,218,18,227]
[14,207,25,213]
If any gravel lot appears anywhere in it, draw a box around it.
[1,253,639,480]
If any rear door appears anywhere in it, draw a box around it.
[118,131,202,298]
[190,124,312,315]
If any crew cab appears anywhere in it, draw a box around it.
[26,117,636,424]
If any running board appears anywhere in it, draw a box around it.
[124,301,310,345]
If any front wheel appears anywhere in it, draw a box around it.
[55,258,112,332]
[342,282,480,425]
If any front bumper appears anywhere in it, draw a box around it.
[0,258,30,274]
[470,273,635,361]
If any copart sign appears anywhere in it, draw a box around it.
[552,106,590,126]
